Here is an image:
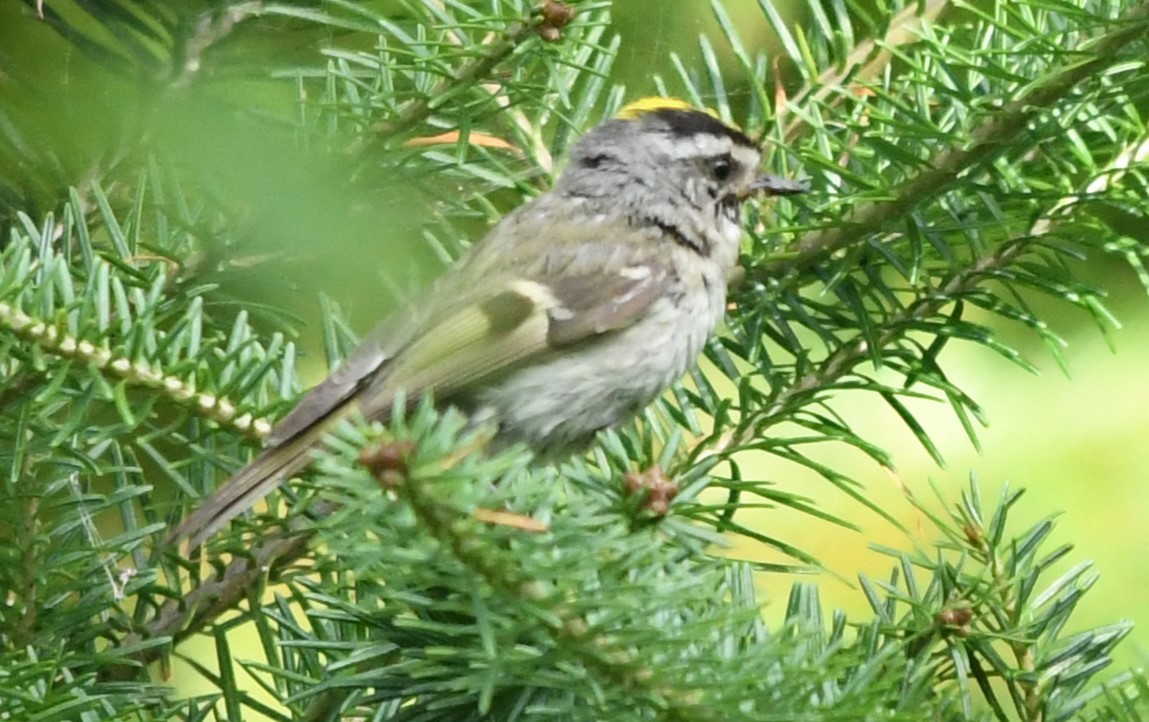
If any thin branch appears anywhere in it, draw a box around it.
[13,480,40,649]
[377,454,729,722]
[173,2,263,85]
[0,301,272,441]
[347,17,541,154]
[100,507,326,681]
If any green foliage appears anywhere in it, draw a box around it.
[0,174,297,720]
[1,0,1148,720]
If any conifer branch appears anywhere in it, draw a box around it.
[393,459,703,722]
[762,0,1149,282]
[0,300,273,441]
[348,12,544,153]
[174,2,262,84]
[700,236,1032,465]
[102,505,328,681]
[781,0,951,144]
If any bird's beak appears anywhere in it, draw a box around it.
[746,173,808,198]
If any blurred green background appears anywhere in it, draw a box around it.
[1,0,1146,706]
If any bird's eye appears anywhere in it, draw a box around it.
[708,154,734,182]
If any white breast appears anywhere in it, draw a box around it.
[477,249,729,455]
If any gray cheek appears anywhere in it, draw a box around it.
[683,176,711,207]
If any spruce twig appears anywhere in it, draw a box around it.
[761,0,1149,281]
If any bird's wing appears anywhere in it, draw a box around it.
[359,262,671,414]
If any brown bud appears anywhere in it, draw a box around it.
[937,604,973,638]
[537,1,576,42]
[624,464,679,517]
[359,439,417,490]
[937,606,973,627]
[963,522,985,548]
[541,1,577,26]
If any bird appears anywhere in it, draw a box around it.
[170,97,804,549]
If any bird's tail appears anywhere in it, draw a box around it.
[167,426,328,550]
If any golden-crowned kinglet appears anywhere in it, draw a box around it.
[172,98,804,548]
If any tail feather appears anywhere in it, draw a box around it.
[170,334,395,550]
[168,430,324,550]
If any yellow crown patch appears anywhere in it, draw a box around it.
[612,97,757,147]
[615,97,700,119]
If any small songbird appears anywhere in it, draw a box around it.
[171,98,804,548]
